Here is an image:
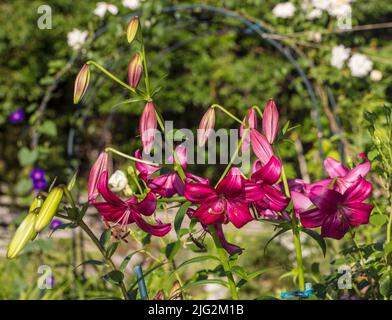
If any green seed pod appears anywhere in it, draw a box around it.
[7,197,43,259]
[34,187,64,233]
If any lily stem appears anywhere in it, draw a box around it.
[211,104,243,125]
[208,225,239,300]
[105,147,159,166]
[281,163,305,291]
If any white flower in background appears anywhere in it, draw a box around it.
[272,2,296,18]
[330,45,350,69]
[307,8,323,19]
[370,70,383,82]
[109,170,128,192]
[309,31,322,43]
[328,0,351,17]
[348,53,373,77]
[94,2,118,18]
[204,283,229,300]
[312,0,331,10]
[67,29,88,50]
[122,0,140,9]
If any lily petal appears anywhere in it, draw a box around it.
[251,155,282,185]
[309,186,343,212]
[131,211,171,237]
[344,177,372,203]
[250,129,274,165]
[216,167,243,198]
[184,183,218,203]
[299,208,326,228]
[321,215,349,240]
[324,157,349,178]
[226,200,253,228]
[135,192,157,216]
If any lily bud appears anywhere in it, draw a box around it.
[128,53,143,88]
[88,152,109,203]
[34,187,64,233]
[127,16,139,43]
[73,64,90,104]
[7,197,43,259]
[262,99,279,144]
[139,101,157,153]
[240,107,258,152]
[197,107,215,147]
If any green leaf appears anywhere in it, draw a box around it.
[76,259,105,268]
[38,120,57,137]
[384,242,392,256]
[120,250,142,272]
[17,147,38,166]
[165,241,181,260]
[106,242,120,259]
[175,279,228,293]
[231,266,248,279]
[67,171,78,191]
[175,255,220,273]
[379,272,392,298]
[105,270,124,284]
[264,226,291,253]
[369,214,387,227]
[301,228,327,257]
[99,229,112,248]
[174,201,191,235]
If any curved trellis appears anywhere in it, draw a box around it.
[70,4,348,172]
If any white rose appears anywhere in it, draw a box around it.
[312,0,331,10]
[328,0,351,17]
[307,8,323,20]
[370,70,382,82]
[109,170,128,192]
[272,2,296,18]
[348,53,373,77]
[330,45,350,69]
[67,29,88,50]
[94,2,118,18]
[122,0,140,9]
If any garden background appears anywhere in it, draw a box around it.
[0,0,391,299]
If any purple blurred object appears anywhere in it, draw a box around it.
[9,109,25,124]
[30,168,45,181]
[50,219,63,230]
[33,178,47,191]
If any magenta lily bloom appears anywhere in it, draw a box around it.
[88,152,109,203]
[185,167,262,228]
[139,101,158,154]
[93,171,171,237]
[250,129,274,165]
[135,145,193,198]
[298,177,373,239]
[187,208,242,255]
[246,156,289,217]
[262,99,279,144]
[240,107,258,152]
[324,153,371,193]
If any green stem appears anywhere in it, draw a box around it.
[140,44,151,98]
[211,104,243,125]
[157,196,187,203]
[208,225,239,300]
[57,205,129,299]
[215,129,247,188]
[86,60,145,99]
[105,147,159,166]
[281,163,305,291]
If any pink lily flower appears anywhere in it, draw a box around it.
[250,129,274,165]
[139,101,157,154]
[184,167,263,228]
[187,208,242,255]
[88,152,109,203]
[262,99,279,144]
[324,153,371,193]
[93,171,171,237]
[135,145,207,198]
[246,156,289,218]
[240,107,258,152]
[298,176,374,239]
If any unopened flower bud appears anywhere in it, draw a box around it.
[197,107,215,147]
[7,197,43,259]
[73,64,90,104]
[128,53,143,88]
[34,187,64,233]
[109,170,128,192]
[262,99,279,144]
[139,101,157,153]
[127,16,139,44]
